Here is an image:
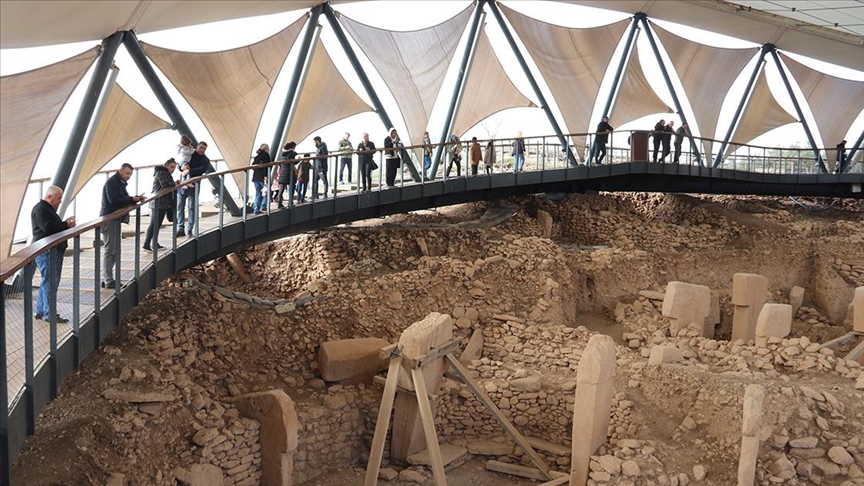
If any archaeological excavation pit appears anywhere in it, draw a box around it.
[9,193,864,486]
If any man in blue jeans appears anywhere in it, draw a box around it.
[30,186,76,322]
[176,141,210,236]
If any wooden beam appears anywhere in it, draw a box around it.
[537,476,570,486]
[819,332,857,350]
[445,355,553,480]
[412,367,447,486]
[364,356,402,486]
[485,460,567,481]
[843,338,864,363]
[378,343,397,360]
[373,375,438,400]
[413,337,464,369]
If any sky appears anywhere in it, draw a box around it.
[2,0,863,239]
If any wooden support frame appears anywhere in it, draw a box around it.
[844,337,864,363]
[366,339,558,485]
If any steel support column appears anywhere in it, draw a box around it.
[487,0,577,166]
[844,130,864,172]
[639,17,703,166]
[589,15,641,164]
[123,30,242,215]
[0,281,8,485]
[714,46,768,167]
[59,65,120,218]
[769,47,827,173]
[270,5,323,155]
[430,1,486,179]
[52,31,125,190]
[323,3,422,182]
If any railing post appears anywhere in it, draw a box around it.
[220,174,226,230]
[48,249,59,397]
[0,280,8,486]
[242,171,248,223]
[134,207,141,286]
[94,226,101,348]
[72,236,80,366]
[23,262,35,434]
[194,183,201,241]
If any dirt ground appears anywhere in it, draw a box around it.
[10,192,864,486]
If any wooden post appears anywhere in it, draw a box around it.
[412,367,447,486]
[364,356,402,486]
[391,313,453,462]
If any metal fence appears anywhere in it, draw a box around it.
[0,132,860,482]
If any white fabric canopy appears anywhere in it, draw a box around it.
[779,53,864,148]
[338,6,472,145]
[731,69,797,147]
[69,85,171,201]
[285,39,373,145]
[501,4,629,135]
[452,30,536,137]
[0,47,98,261]
[609,43,671,128]
[651,22,756,157]
[143,17,304,189]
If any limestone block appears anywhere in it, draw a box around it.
[647,345,684,366]
[755,304,793,347]
[732,273,768,306]
[189,464,224,486]
[662,281,711,334]
[537,210,553,239]
[460,329,483,363]
[397,312,453,391]
[854,287,864,333]
[234,390,298,486]
[406,444,468,467]
[732,273,768,342]
[706,292,720,337]
[789,286,805,315]
[317,337,389,382]
[570,335,616,486]
[738,385,765,486]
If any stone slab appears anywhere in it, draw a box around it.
[789,286,805,315]
[466,440,514,456]
[755,303,792,347]
[571,335,616,486]
[460,329,484,363]
[318,337,390,382]
[647,346,683,366]
[732,273,768,306]
[233,390,298,486]
[662,282,711,334]
[101,388,175,403]
[406,444,468,467]
[576,334,616,385]
[189,464,224,486]
[854,287,864,333]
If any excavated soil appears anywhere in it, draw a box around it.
[10,192,864,486]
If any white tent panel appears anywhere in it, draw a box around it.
[501,4,629,135]
[285,40,373,145]
[338,6,473,146]
[452,30,536,137]
[780,53,864,148]
[651,21,757,157]
[143,17,305,189]
[0,47,98,261]
[731,70,797,147]
[609,44,672,129]
[69,85,171,201]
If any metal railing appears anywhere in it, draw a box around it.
[0,131,860,482]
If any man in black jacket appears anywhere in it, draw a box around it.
[594,116,614,165]
[673,123,689,164]
[652,119,665,162]
[99,163,143,288]
[660,121,674,163]
[31,186,76,322]
[312,136,329,199]
[177,142,210,236]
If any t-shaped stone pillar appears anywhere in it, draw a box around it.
[570,334,616,486]
[854,287,864,334]
[754,303,793,347]
[661,281,712,336]
[391,312,454,462]
[731,273,768,342]
[738,385,765,486]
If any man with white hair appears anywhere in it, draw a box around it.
[30,186,76,322]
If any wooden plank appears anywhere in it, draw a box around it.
[445,355,553,480]
[485,460,567,481]
[364,356,402,486]
[378,343,397,360]
[414,337,464,369]
[537,476,570,486]
[819,332,857,350]
[412,367,447,486]
[373,375,438,400]
[843,338,864,362]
